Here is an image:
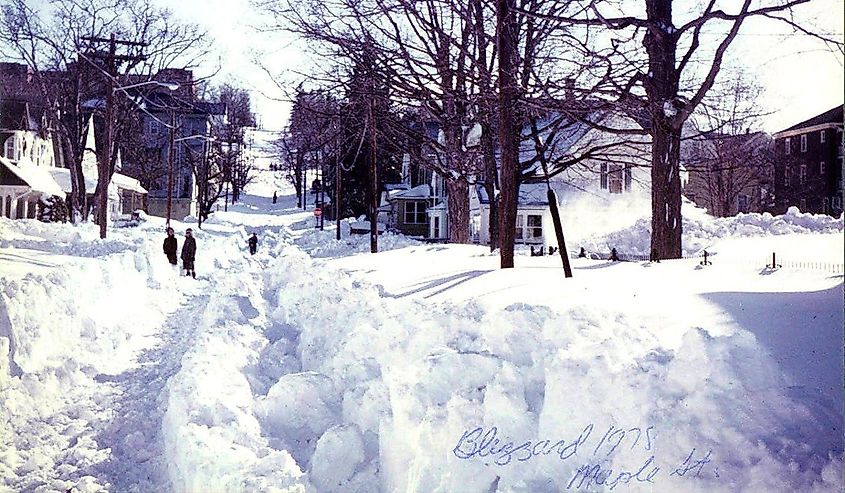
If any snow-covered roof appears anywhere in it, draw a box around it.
[111,173,148,194]
[476,183,549,206]
[48,168,143,195]
[48,167,98,194]
[0,156,64,196]
[390,184,431,200]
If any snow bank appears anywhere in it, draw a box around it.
[0,219,181,492]
[294,221,420,258]
[253,247,842,492]
[576,204,844,257]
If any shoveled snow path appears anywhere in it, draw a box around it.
[90,287,211,492]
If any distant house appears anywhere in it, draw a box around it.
[772,106,844,216]
[388,106,650,245]
[1,62,147,222]
[48,116,148,220]
[0,99,64,219]
[380,184,435,238]
[522,109,651,196]
[470,183,549,245]
[125,69,226,221]
[682,131,774,217]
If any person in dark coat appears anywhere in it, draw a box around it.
[163,227,178,266]
[181,228,197,278]
[248,233,258,255]
[272,191,277,204]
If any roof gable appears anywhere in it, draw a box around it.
[777,106,843,134]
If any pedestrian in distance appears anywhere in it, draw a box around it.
[163,227,178,266]
[181,228,197,278]
[248,233,258,255]
[272,191,277,204]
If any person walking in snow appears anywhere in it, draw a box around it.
[248,233,258,255]
[181,228,197,278]
[163,227,178,266]
[272,191,277,204]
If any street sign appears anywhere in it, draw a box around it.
[314,207,322,217]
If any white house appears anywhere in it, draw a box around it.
[470,182,551,246]
[522,110,651,196]
[0,100,64,219]
[47,116,147,222]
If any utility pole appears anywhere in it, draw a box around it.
[335,133,342,241]
[368,97,378,254]
[81,34,147,239]
[166,109,176,226]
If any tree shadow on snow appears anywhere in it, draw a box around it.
[699,285,844,458]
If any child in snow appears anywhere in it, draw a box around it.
[181,228,197,278]
[163,227,178,266]
[248,233,258,255]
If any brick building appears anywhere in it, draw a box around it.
[772,106,844,216]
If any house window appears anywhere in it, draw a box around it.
[823,197,829,214]
[799,198,806,211]
[784,137,791,155]
[404,201,427,224]
[624,167,632,191]
[737,195,749,213]
[820,161,826,175]
[600,163,608,189]
[526,215,542,240]
[783,166,790,187]
[4,136,15,160]
[820,130,826,143]
[800,134,807,152]
[800,165,807,184]
[608,165,623,193]
[833,196,843,211]
[182,173,192,197]
[515,215,524,240]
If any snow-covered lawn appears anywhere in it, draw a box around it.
[1,131,842,492]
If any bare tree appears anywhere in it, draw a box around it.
[0,0,208,231]
[519,0,841,259]
[683,76,774,217]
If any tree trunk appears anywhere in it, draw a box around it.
[496,0,519,268]
[644,0,682,260]
[649,126,683,259]
[446,178,470,243]
[295,152,304,208]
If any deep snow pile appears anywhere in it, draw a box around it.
[294,221,420,258]
[0,218,183,492]
[577,204,844,257]
[240,247,842,492]
[2,175,843,493]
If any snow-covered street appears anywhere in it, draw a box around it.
[1,132,843,492]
